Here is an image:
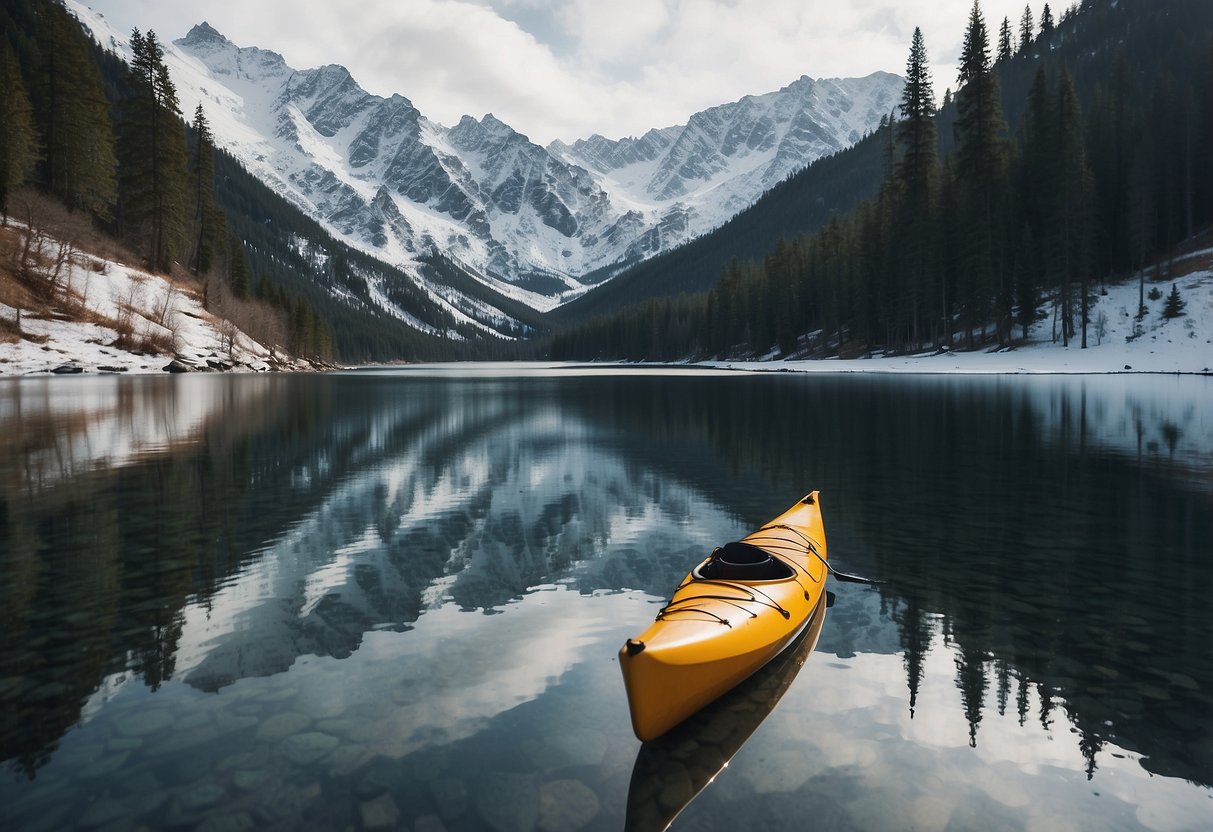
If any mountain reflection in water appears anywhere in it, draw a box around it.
[0,370,1210,832]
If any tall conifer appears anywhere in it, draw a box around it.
[1021,65,1053,339]
[1019,5,1034,54]
[32,3,115,217]
[954,0,1008,345]
[188,103,223,274]
[0,40,38,222]
[897,27,938,347]
[1054,69,1093,347]
[1040,4,1055,39]
[998,18,1013,63]
[119,29,189,272]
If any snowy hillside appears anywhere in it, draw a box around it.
[66,1,897,314]
[713,246,1213,375]
[0,221,307,376]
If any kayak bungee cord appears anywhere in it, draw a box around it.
[752,524,883,586]
[657,577,794,626]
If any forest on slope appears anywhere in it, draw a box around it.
[0,0,534,364]
[546,0,1213,361]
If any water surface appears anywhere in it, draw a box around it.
[1,369,1211,831]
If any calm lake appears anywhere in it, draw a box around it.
[1,367,1211,832]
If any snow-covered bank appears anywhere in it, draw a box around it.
[0,220,311,376]
[711,250,1213,375]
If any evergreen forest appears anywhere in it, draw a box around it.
[547,0,1213,361]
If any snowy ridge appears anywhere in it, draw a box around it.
[66,0,897,317]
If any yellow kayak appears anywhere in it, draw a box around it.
[619,492,828,741]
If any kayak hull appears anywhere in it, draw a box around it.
[619,492,828,741]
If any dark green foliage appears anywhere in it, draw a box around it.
[1052,69,1094,346]
[1161,283,1184,317]
[117,29,189,272]
[551,126,892,326]
[188,103,223,274]
[1040,4,1055,39]
[545,0,1213,363]
[894,27,939,348]
[953,0,1008,346]
[0,38,37,219]
[27,0,115,217]
[998,17,1013,64]
[1019,5,1034,54]
[0,2,507,364]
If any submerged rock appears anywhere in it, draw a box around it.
[428,777,468,821]
[113,709,173,737]
[76,797,131,829]
[178,780,226,812]
[276,731,338,764]
[255,711,311,742]
[474,772,540,832]
[414,814,447,832]
[359,793,400,831]
[232,769,270,792]
[538,780,600,832]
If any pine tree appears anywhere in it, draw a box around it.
[954,0,1008,346]
[188,103,223,274]
[0,40,38,222]
[1162,283,1185,318]
[1054,69,1094,347]
[998,17,1013,64]
[1019,5,1034,54]
[1040,4,1055,39]
[31,3,116,217]
[119,29,190,272]
[897,27,938,348]
[1021,65,1053,338]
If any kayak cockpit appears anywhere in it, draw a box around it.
[692,541,795,582]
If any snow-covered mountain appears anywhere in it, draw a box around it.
[68,1,899,324]
[548,72,902,229]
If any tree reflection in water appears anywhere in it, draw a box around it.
[0,371,1209,799]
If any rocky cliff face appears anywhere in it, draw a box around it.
[171,20,897,297]
[70,1,898,331]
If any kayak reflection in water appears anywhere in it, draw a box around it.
[624,597,828,831]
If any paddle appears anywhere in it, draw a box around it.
[827,564,884,586]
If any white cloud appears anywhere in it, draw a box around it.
[83,0,1034,143]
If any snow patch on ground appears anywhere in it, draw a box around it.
[0,224,304,376]
[712,253,1213,376]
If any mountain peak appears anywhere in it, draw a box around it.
[181,21,229,47]
[480,113,512,132]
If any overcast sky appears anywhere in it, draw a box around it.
[82,0,1037,144]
